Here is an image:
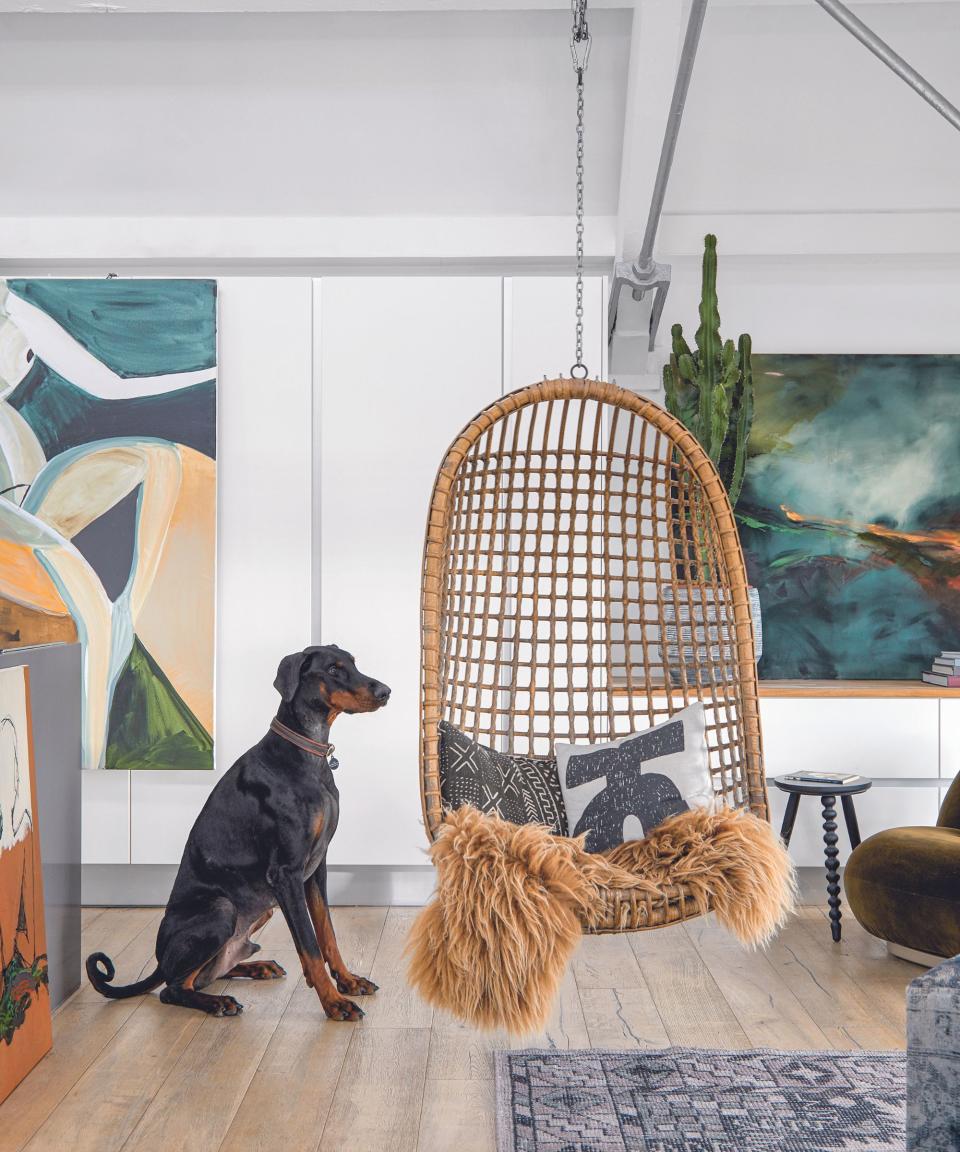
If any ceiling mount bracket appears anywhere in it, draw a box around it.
[608,0,708,355]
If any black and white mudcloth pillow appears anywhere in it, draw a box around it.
[438,721,567,836]
[555,703,714,852]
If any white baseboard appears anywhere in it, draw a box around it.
[82,864,436,907]
[83,863,830,913]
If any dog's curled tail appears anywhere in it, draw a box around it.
[86,952,164,1000]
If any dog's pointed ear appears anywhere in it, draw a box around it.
[274,651,308,703]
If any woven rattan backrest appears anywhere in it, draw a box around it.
[420,379,767,840]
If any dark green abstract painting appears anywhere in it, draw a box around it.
[737,355,960,680]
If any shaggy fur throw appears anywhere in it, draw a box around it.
[406,804,796,1035]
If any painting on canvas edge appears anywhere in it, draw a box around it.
[0,664,51,1105]
[738,353,960,681]
[0,279,217,770]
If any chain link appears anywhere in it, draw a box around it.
[570,0,591,380]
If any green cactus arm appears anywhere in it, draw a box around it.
[671,322,693,363]
[720,338,737,386]
[663,355,681,417]
[664,354,700,431]
[677,351,696,380]
[708,374,731,465]
[727,332,754,508]
[694,235,721,449]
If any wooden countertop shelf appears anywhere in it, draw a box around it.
[757,679,960,699]
[611,679,960,699]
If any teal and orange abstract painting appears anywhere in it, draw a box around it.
[0,280,216,769]
[738,354,960,681]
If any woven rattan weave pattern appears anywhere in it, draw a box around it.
[420,378,768,933]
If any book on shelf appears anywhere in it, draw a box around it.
[781,771,863,785]
[922,671,960,687]
[933,659,960,674]
[939,651,960,659]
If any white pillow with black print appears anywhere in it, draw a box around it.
[555,703,715,852]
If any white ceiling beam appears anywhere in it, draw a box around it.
[0,0,945,12]
[0,1,628,11]
[0,214,618,268]
[608,0,686,393]
[2,209,955,269]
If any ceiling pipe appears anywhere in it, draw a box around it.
[608,0,708,353]
[814,0,960,134]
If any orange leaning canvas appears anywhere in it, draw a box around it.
[0,665,51,1105]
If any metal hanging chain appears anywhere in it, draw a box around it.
[570,0,591,380]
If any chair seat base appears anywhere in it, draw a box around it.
[887,941,945,969]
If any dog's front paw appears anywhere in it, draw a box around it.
[323,995,364,1022]
[335,972,378,996]
[215,995,244,1017]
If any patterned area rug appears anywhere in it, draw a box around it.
[495,1047,905,1151]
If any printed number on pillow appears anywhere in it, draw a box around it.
[555,703,715,852]
[438,722,567,836]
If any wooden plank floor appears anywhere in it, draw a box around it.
[0,904,916,1152]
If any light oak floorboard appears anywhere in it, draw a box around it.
[577,986,670,1049]
[572,932,645,991]
[22,995,206,1152]
[797,907,915,1036]
[628,921,752,1048]
[364,907,434,1029]
[685,915,833,1050]
[426,952,591,1081]
[0,910,162,1151]
[218,907,388,1152]
[765,913,905,1050]
[0,904,915,1152]
[319,1027,431,1152]
[120,965,299,1152]
[416,1078,496,1152]
[217,977,355,1152]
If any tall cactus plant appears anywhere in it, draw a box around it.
[663,234,754,508]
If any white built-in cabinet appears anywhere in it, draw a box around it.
[82,274,952,874]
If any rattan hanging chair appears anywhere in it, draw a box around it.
[420,377,769,934]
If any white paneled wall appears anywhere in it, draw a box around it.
[82,272,953,876]
[760,696,947,867]
[317,277,504,867]
[942,699,960,779]
[759,700,940,780]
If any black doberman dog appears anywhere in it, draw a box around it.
[86,645,390,1021]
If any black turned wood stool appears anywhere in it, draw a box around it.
[772,776,873,943]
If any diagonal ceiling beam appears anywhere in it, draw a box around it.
[608,0,704,390]
[814,0,960,133]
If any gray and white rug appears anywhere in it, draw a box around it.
[496,1047,905,1151]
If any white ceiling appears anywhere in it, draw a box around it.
[0,9,631,216]
[1,1,958,220]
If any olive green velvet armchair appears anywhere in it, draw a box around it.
[845,773,960,960]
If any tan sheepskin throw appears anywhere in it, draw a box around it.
[406,804,795,1035]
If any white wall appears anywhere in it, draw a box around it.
[662,255,960,356]
[0,9,629,219]
[12,0,958,882]
[80,269,954,876]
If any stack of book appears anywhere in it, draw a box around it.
[780,771,864,786]
[922,651,960,687]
